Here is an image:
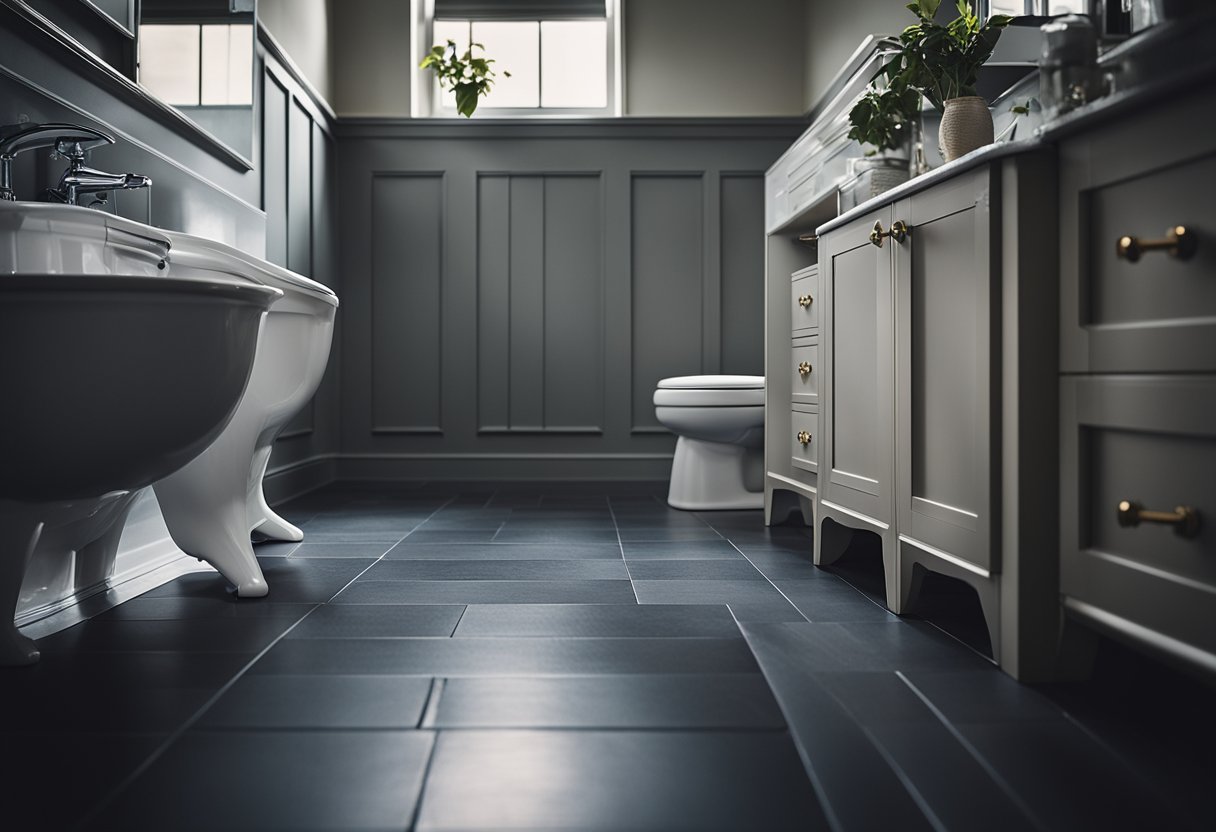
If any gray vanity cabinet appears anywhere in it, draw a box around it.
[895,170,994,574]
[1058,91,1216,679]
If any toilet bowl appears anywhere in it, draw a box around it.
[0,273,278,663]
[153,231,338,597]
[653,375,765,511]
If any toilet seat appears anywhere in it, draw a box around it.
[654,375,764,408]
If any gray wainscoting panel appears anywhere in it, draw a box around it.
[477,174,605,434]
[631,174,705,431]
[720,175,765,376]
[263,71,290,268]
[371,173,445,434]
[543,175,604,432]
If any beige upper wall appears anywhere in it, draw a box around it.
[802,0,902,112]
[625,0,806,117]
[331,0,414,117]
[328,0,833,118]
[259,0,335,106]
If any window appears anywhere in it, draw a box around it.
[413,0,621,117]
[985,0,1089,14]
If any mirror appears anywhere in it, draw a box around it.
[137,0,255,161]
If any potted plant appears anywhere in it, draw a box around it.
[872,0,1015,162]
[843,80,922,205]
[419,40,510,118]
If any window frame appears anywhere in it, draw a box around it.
[410,0,624,118]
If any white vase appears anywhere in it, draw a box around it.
[939,96,994,163]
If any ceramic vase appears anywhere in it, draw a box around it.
[939,96,994,163]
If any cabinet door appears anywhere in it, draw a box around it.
[895,170,995,572]
[820,206,895,525]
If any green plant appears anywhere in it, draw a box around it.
[419,40,510,118]
[847,81,922,155]
[878,0,1014,111]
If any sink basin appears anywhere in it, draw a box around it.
[0,200,170,276]
[0,273,279,664]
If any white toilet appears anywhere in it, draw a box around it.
[154,231,338,597]
[653,375,765,511]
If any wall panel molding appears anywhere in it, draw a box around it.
[370,172,446,435]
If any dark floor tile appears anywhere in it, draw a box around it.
[430,674,786,729]
[0,684,220,734]
[491,529,621,544]
[89,730,434,831]
[91,597,316,622]
[300,515,426,533]
[5,733,164,829]
[625,559,764,580]
[866,720,1044,832]
[415,730,826,831]
[741,623,936,832]
[361,559,629,581]
[384,542,624,561]
[294,529,409,543]
[286,604,465,639]
[250,637,760,676]
[250,541,300,557]
[617,527,724,542]
[740,549,822,579]
[332,579,637,605]
[612,513,710,529]
[738,620,991,674]
[453,604,742,638]
[404,529,505,544]
[141,558,376,604]
[727,602,809,624]
[776,578,899,623]
[960,720,1192,831]
[198,675,433,729]
[290,542,397,558]
[633,579,789,606]
[621,540,743,560]
[3,649,252,693]
[497,517,617,531]
[36,617,294,655]
[901,669,1069,724]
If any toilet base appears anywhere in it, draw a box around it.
[666,436,763,511]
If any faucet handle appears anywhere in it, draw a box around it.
[55,135,112,162]
[0,122,113,158]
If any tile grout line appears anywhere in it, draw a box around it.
[725,538,811,624]
[73,493,461,830]
[894,670,1052,832]
[606,496,641,605]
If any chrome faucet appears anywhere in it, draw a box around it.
[47,139,152,207]
[0,121,151,206]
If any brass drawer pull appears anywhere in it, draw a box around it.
[798,294,813,309]
[796,430,812,446]
[1117,500,1201,539]
[1115,226,1198,263]
[797,361,812,377]
[868,219,910,248]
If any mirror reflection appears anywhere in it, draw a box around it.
[138,1,254,160]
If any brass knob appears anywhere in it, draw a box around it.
[798,294,813,309]
[1116,226,1198,263]
[869,220,886,248]
[796,430,812,446]
[1116,500,1201,539]
[797,361,812,377]
[869,219,911,248]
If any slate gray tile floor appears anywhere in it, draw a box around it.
[5,481,1212,830]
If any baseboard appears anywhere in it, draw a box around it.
[337,453,675,481]
[263,454,340,505]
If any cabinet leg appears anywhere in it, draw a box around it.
[881,529,902,615]
[814,515,853,567]
[763,484,774,526]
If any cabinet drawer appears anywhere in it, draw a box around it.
[791,336,818,406]
[791,407,817,474]
[1061,376,1216,662]
[791,267,818,334]
[1060,94,1216,372]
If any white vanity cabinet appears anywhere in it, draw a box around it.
[1058,91,1216,678]
[813,151,1064,680]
